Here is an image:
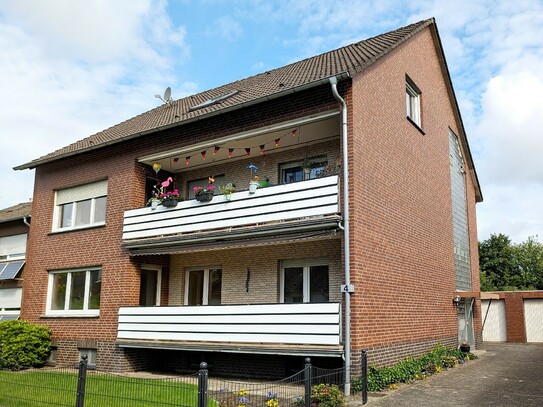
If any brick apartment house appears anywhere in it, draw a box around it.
[15,18,482,380]
[0,202,31,321]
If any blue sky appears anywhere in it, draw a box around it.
[0,0,542,242]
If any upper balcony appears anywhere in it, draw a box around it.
[122,175,341,254]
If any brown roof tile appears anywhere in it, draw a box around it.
[0,202,31,224]
[15,19,433,170]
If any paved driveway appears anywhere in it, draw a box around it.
[355,343,543,407]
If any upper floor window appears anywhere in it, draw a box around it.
[46,267,102,316]
[53,180,107,232]
[0,234,27,260]
[406,75,421,127]
[280,157,327,184]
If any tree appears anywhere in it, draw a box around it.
[479,234,543,291]
[479,233,516,291]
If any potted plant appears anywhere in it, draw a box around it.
[193,184,215,202]
[160,189,182,207]
[147,181,182,209]
[219,183,236,201]
[246,164,260,194]
[459,341,471,353]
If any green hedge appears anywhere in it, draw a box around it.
[0,320,52,369]
[352,345,476,392]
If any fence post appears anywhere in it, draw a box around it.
[361,350,367,405]
[304,357,312,407]
[198,362,208,407]
[75,354,88,407]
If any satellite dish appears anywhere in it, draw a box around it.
[155,87,173,105]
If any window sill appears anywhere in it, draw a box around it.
[406,116,426,135]
[41,313,100,319]
[49,223,106,235]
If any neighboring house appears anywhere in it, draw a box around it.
[0,202,31,321]
[15,18,483,381]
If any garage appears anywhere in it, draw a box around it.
[524,299,543,343]
[482,299,507,342]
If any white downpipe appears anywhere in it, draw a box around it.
[329,76,351,395]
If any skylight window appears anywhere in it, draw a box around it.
[189,90,239,111]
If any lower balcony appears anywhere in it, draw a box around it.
[116,302,343,357]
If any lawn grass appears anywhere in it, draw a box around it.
[0,369,210,407]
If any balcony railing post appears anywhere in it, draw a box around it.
[304,357,312,407]
[198,362,208,407]
[75,354,88,407]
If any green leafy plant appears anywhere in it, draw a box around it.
[310,383,344,407]
[219,183,237,195]
[0,320,51,369]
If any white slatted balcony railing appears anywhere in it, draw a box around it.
[117,303,341,348]
[122,175,339,244]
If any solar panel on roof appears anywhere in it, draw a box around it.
[0,261,24,280]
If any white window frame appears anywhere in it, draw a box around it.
[52,180,107,232]
[0,234,27,260]
[280,258,328,303]
[141,264,162,306]
[184,266,222,305]
[406,76,421,127]
[45,267,101,316]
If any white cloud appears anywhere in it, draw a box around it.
[0,0,192,208]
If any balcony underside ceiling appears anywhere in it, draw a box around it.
[138,111,340,173]
[126,216,341,256]
[116,339,344,357]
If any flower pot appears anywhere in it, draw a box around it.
[249,181,259,194]
[460,344,470,353]
[195,193,213,202]
[150,199,160,210]
[162,198,178,207]
[224,193,232,201]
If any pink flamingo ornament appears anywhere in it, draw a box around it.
[161,177,173,188]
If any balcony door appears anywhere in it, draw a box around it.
[139,265,161,306]
[184,267,222,305]
[280,259,329,303]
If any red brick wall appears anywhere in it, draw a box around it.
[348,26,480,363]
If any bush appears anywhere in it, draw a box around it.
[310,384,344,407]
[352,345,476,392]
[0,320,51,369]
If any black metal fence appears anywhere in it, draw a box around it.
[0,354,368,407]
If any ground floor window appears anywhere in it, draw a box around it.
[139,265,162,306]
[280,258,329,303]
[79,348,96,369]
[46,268,101,315]
[184,267,222,305]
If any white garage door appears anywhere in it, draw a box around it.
[482,299,507,342]
[524,299,543,343]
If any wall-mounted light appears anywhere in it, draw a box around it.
[452,296,461,306]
